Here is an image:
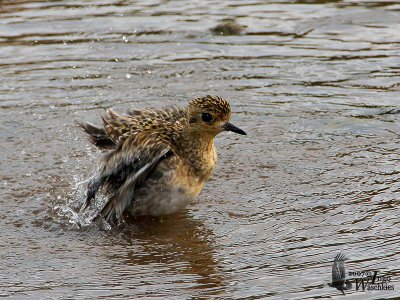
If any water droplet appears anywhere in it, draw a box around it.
[126,73,131,79]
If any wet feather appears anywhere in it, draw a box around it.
[78,95,246,225]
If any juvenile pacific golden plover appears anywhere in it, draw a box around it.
[78,95,246,224]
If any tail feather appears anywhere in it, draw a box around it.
[77,121,115,149]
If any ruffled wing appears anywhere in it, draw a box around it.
[83,133,172,223]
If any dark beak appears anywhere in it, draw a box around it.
[223,122,247,135]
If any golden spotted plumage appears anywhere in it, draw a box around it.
[78,95,246,224]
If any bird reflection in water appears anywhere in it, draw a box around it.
[104,211,227,296]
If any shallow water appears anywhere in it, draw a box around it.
[1,0,400,298]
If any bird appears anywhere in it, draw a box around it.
[328,253,352,295]
[78,95,246,225]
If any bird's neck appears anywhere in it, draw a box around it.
[177,131,217,180]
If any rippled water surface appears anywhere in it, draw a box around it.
[1,0,400,298]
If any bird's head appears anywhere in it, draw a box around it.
[187,95,246,137]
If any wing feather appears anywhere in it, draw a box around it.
[76,121,116,149]
[79,107,184,225]
[332,253,347,283]
[82,134,171,224]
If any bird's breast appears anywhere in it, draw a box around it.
[127,143,218,217]
[127,156,207,216]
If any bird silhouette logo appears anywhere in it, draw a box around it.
[328,253,352,295]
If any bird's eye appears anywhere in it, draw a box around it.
[201,113,213,122]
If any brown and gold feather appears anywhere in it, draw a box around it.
[78,95,246,224]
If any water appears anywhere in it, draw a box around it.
[1,0,400,298]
